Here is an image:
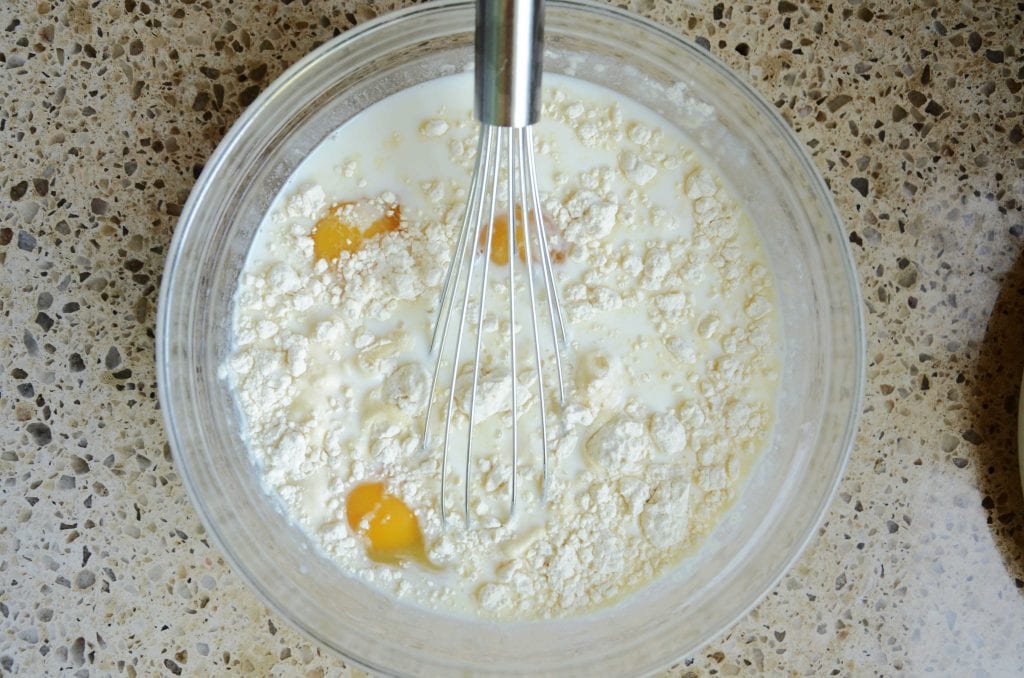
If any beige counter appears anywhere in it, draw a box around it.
[2,0,1022,674]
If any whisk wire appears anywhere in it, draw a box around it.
[514,127,550,499]
[506,129,520,518]
[463,128,504,526]
[524,127,568,405]
[429,125,488,356]
[526,129,570,349]
[436,126,496,525]
[422,125,489,473]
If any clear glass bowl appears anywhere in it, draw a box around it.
[157,1,864,674]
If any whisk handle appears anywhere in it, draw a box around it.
[475,0,544,128]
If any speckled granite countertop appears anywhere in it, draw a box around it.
[2,0,1022,674]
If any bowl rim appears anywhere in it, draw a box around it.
[157,0,866,674]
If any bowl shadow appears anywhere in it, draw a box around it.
[969,246,1024,593]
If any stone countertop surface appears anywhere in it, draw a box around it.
[1,0,1022,674]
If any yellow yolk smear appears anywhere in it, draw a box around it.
[345,482,428,565]
[482,212,526,266]
[312,198,401,261]
[478,208,566,265]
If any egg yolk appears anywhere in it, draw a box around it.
[482,212,527,266]
[345,482,425,561]
[313,199,401,261]
[478,208,565,265]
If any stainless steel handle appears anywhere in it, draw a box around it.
[475,0,544,128]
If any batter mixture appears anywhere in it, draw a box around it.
[224,73,780,619]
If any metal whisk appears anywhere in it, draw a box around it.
[422,0,569,526]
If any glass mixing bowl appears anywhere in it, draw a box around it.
[157,0,864,674]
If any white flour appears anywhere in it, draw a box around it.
[225,74,780,619]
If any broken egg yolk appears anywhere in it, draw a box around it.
[482,212,527,266]
[478,208,565,266]
[312,199,401,261]
[345,482,425,561]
